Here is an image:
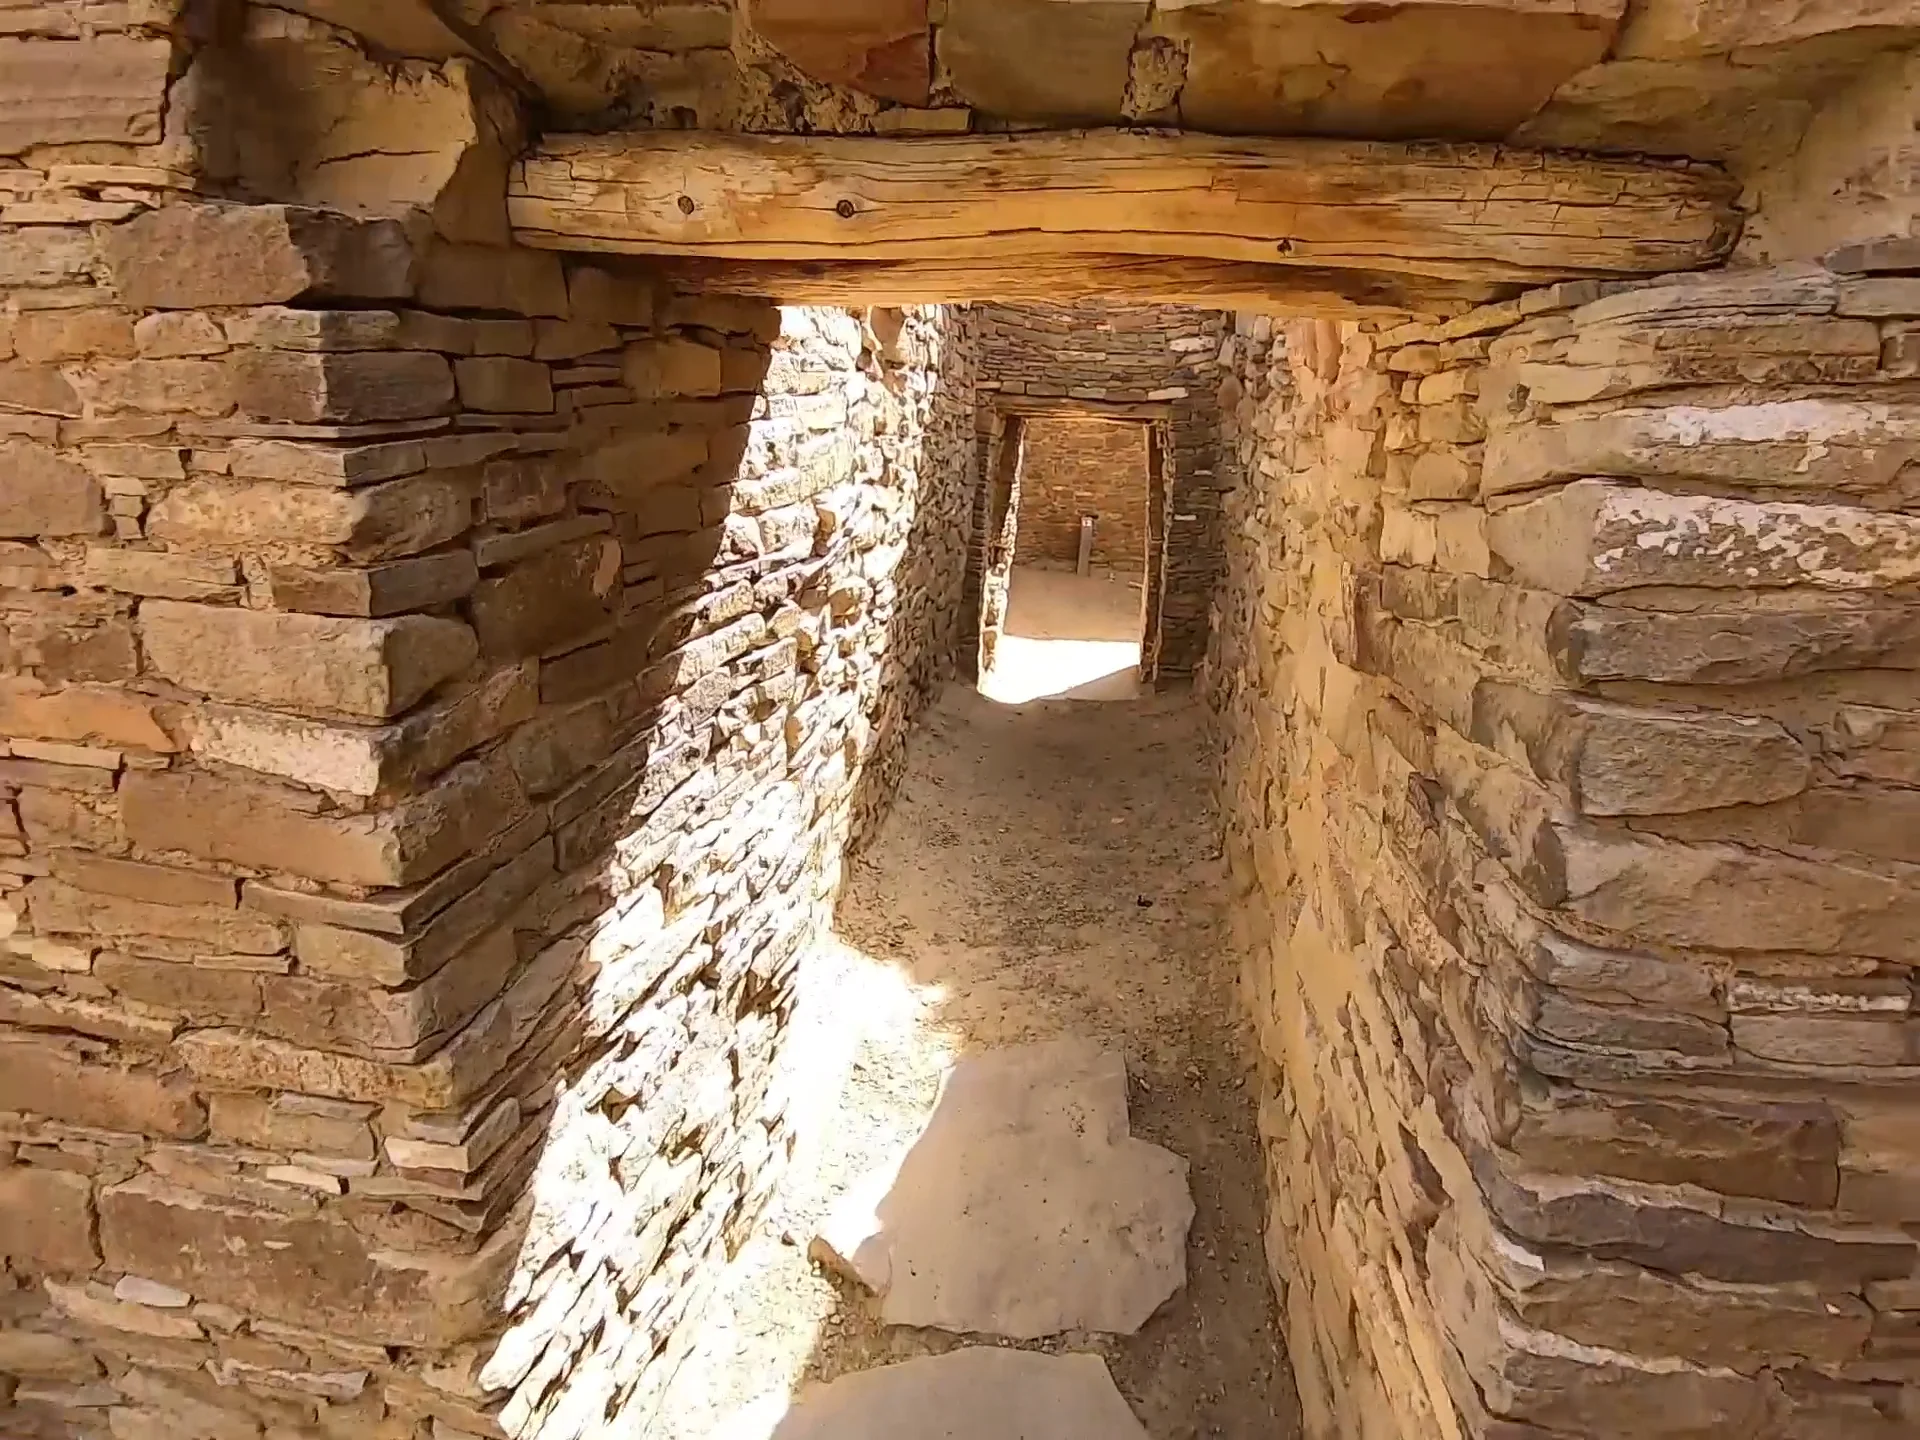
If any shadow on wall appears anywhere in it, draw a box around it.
[483,302,981,1436]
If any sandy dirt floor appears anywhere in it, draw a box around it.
[979,566,1146,703]
[656,683,1300,1440]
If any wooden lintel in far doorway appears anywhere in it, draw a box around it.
[507,128,1743,296]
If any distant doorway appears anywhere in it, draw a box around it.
[977,415,1160,703]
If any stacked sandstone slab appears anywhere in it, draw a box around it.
[1210,260,1920,1437]
[971,303,1227,679]
[0,144,979,1440]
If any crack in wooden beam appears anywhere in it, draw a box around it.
[508,129,1742,287]
[627,253,1502,317]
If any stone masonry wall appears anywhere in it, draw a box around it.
[1012,417,1151,572]
[1208,263,1920,1438]
[972,302,1226,677]
[0,22,980,1435]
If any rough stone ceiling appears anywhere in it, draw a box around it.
[258,0,1918,166]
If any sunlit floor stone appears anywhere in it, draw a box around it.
[715,1347,1152,1440]
[811,1039,1194,1339]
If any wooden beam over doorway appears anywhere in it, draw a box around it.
[509,129,1741,289]
[640,254,1503,318]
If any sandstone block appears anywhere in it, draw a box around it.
[624,338,722,398]
[51,853,237,909]
[257,924,519,1061]
[91,951,263,1028]
[418,243,569,318]
[208,1092,376,1159]
[1490,480,1920,596]
[124,757,522,888]
[104,205,417,309]
[1560,601,1920,685]
[265,552,479,617]
[12,308,136,362]
[749,0,930,103]
[228,436,433,488]
[1461,1309,1776,1436]
[98,1174,508,1346]
[134,311,228,358]
[0,676,176,752]
[1487,316,1881,407]
[469,535,620,658]
[222,307,406,352]
[0,441,103,537]
[1470,684,1812,816]
[1511,1089,1840,1206]
[1,592,138,683]
[533,318,619,361]
[1520,930,1713,1013]
[1462,1233,1873,1373]
[1482,403,1920,503]
[73,359,236,417]
[1557,826,1920,961]
[28,876,282,953]
[190,664,536,797]
[83,546,240,601]
[295,834,553,985]
[140,602,478,720]
[149,475,473,562]
[0,226,93,289]
[0,1165,99,1271]
[235,351,456,424]
[1731,1014,1914,1067]
[1479,1159,1915,1285]
[45,1279,205,1340]
[567,265,654,327]
[0,362,82,415]
[578,429,708,499]
[453,356,553,413]
[0,37,171,152]
[0,1034,205,1137]
[0,1328,100,1381]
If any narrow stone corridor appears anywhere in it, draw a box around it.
[657,685,1300,1439]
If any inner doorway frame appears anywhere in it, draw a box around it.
[967,396,1177,693]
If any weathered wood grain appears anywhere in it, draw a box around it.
[641,253,1501,317]
[509,129,1742,285]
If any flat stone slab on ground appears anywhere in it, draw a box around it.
[716,1347,1151,1440]
[811,1038,1194,1338]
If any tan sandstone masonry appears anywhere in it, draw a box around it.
[0,112,979,1440]
[1012,417,1151,573]
[970,302,1227,679]
[1207,263,1920,1438]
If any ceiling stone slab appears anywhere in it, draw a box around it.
[1153,0,1626,140]
[747,0,930,105]
[1514,32,1905,157]
[1613,0,1920,58]
[937,0,1150,124]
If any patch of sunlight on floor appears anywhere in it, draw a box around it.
[653,931,954,1438]
[979,567,1144,704]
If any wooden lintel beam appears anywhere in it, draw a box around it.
[988,395,1175,421]
[509,129,1741,287]
[637,254,1501,318]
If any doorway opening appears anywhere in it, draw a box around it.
[974,407,1176,704]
